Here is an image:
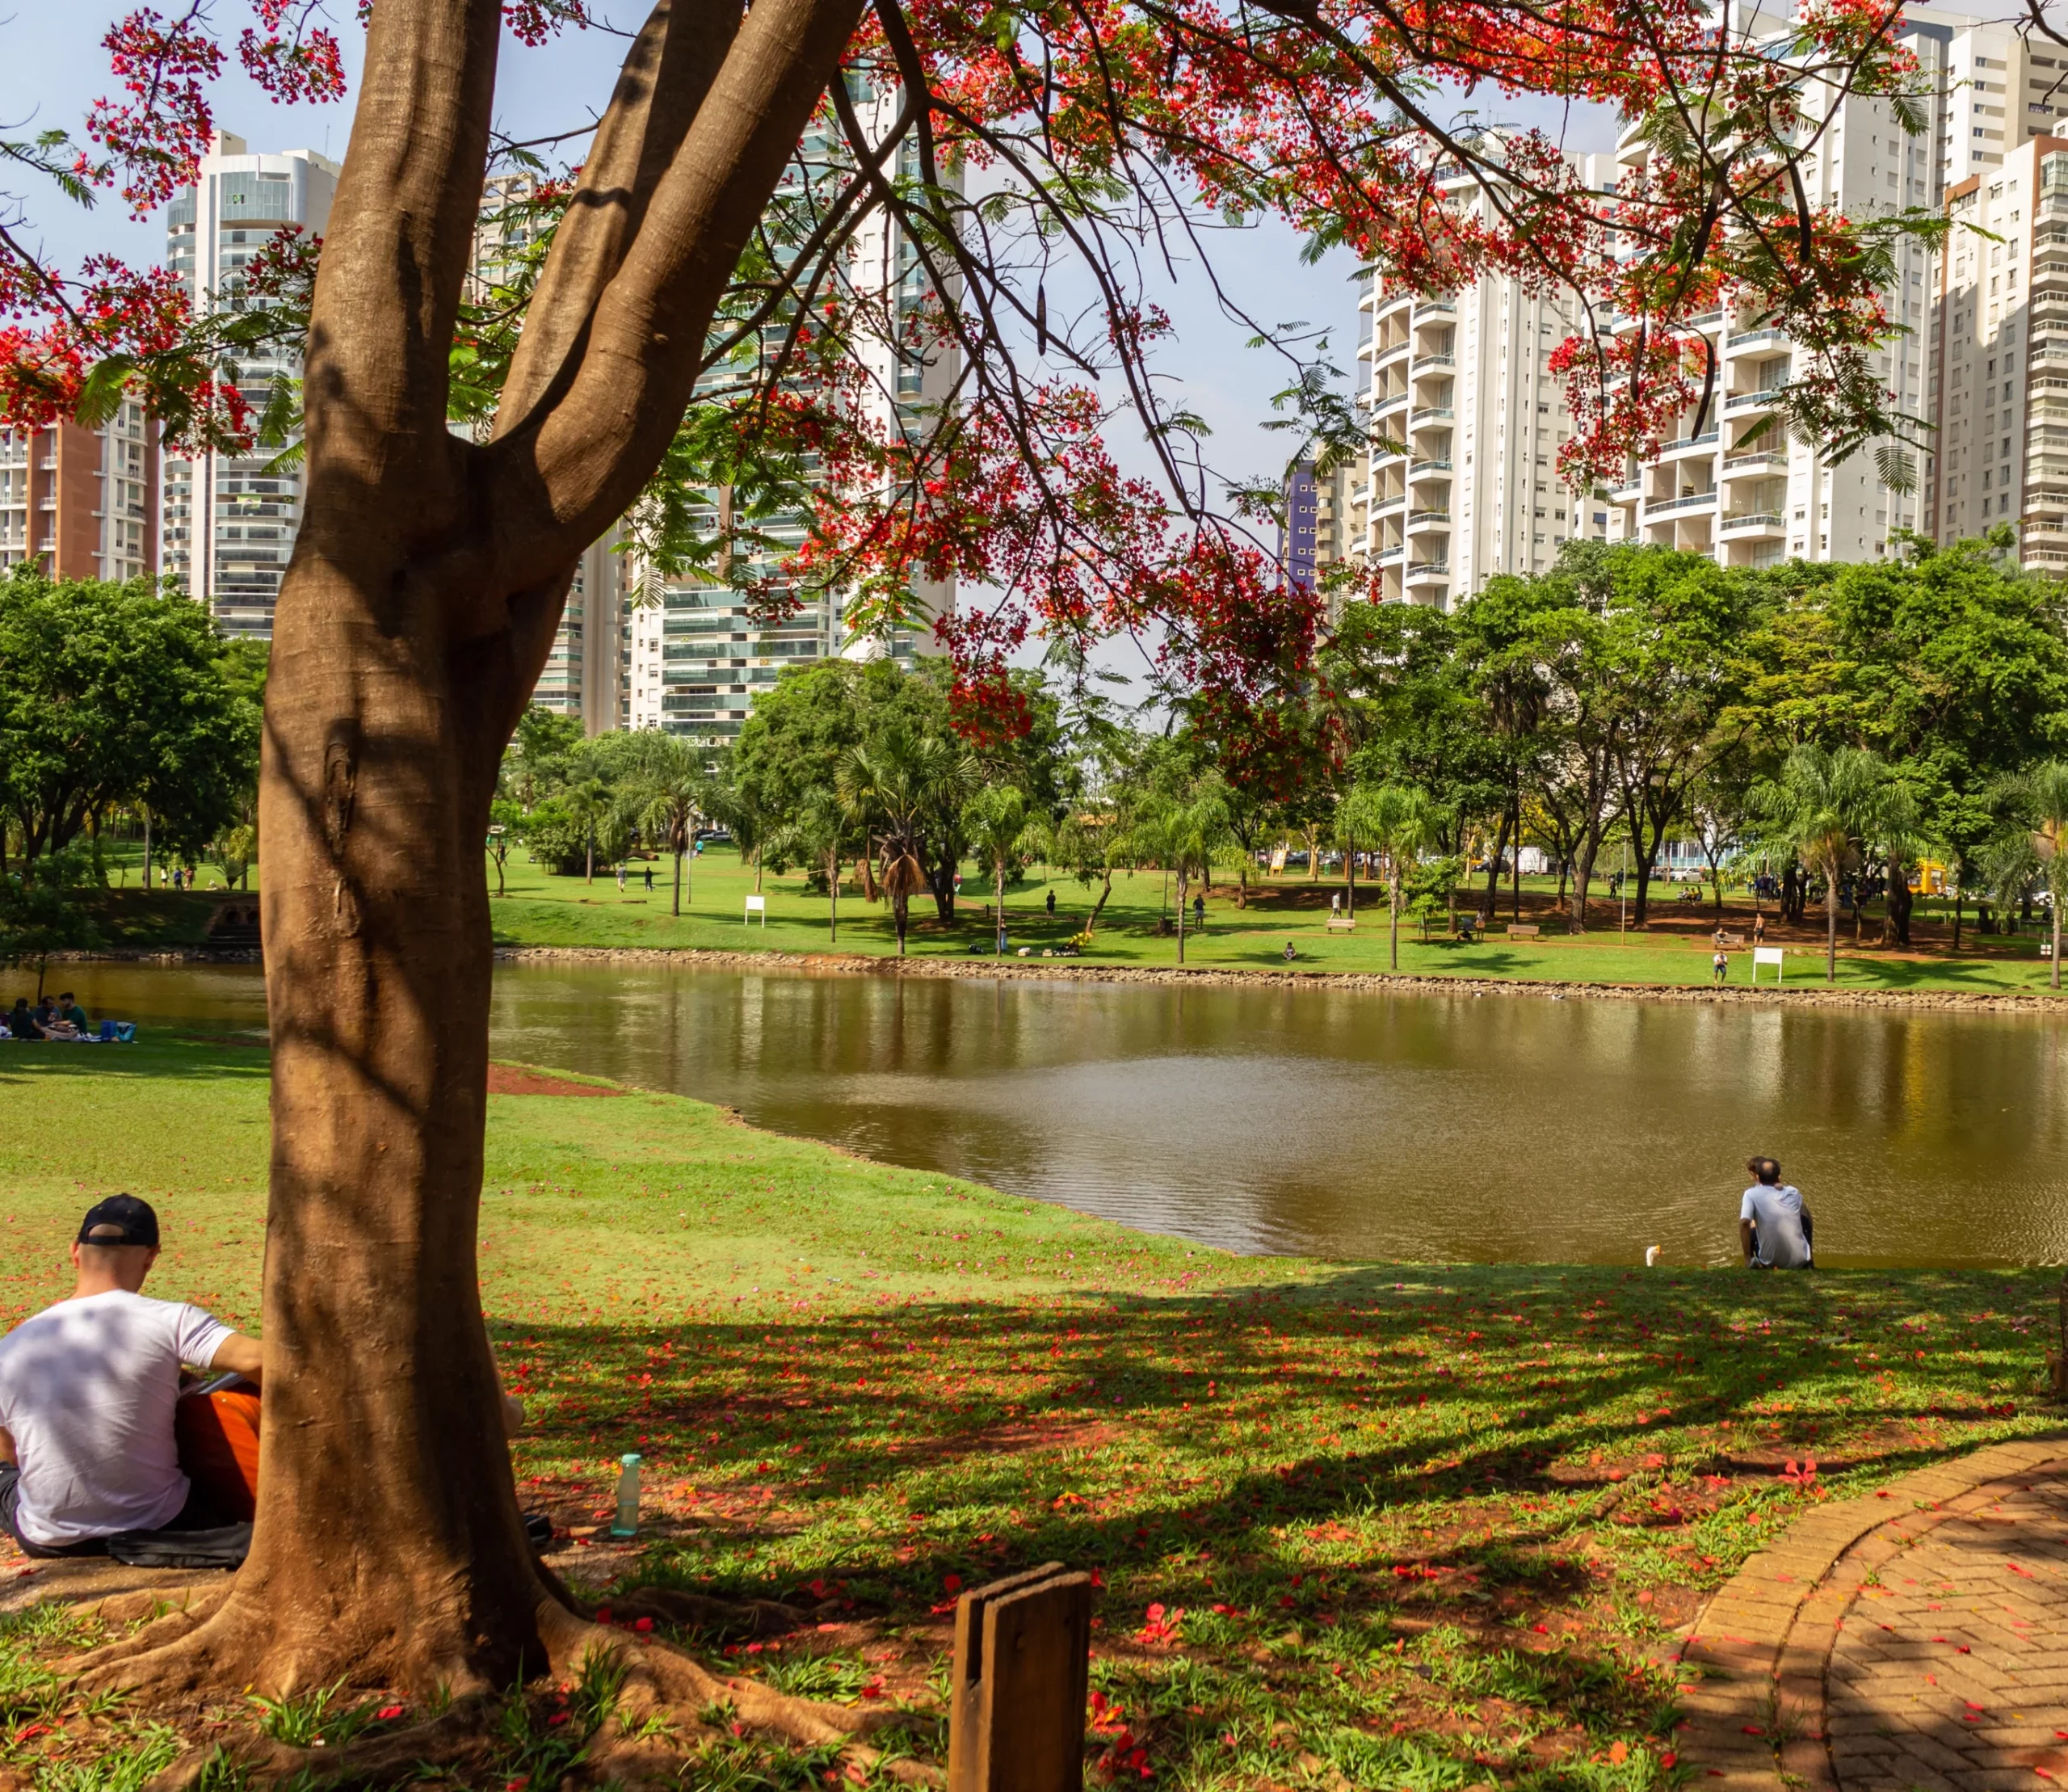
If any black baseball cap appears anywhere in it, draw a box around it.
[77,1194,159,1247]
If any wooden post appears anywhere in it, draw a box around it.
[948,1563,1092,1792]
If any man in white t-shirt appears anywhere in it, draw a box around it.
[1738,1157,1814,1270]
[0,1196,263,1556]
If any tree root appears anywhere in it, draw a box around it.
[591,1584,810,1638]
[142,1702,499,1792]
[536,1599,943,1788]
[58,1587,232,1680]
[52,1575,934,1790]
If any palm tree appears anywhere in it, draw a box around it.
[965,784,1030,957]
[1332,785,1392,921]
[564,776,612,885]
[763,794,850,943]
[1139,783,1229,965]
[836,726,977,956]
[1754,746,1913,985]
[1984,759,2068,989]
[1357,784,1436,972]
[624,737,708,917]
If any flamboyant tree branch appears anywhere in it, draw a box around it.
[498,0,742,428]
[480,0,868,586]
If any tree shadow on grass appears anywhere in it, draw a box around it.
[503,1261,2057,1622]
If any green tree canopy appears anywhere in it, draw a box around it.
[0,568,258,870]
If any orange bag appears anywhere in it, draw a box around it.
[174,1388,262,1522]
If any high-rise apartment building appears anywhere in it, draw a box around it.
[1359,151,1620,609]
[1925,137,2068,569]
[1281,455,1368,593]
[0,403,158,582]
[1601,53,1939,566]
[1351,8,2052,608]
[624,101,957,741]
[163,132,339,637]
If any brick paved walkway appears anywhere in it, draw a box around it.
[1679,1437,2068,1792]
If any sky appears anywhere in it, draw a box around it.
[5,7,1621,691]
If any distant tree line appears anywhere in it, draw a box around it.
[0,567,263,977]
[490,534,2068,984]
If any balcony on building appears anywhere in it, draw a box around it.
[1659,428,1721,463]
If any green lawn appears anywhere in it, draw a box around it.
[1,1037,2061,1791]
[70,837,2068,995]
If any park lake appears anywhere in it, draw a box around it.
[46,960,2068,1270]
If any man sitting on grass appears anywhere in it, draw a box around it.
[0,1196,263,1557]
[1738,1156,1814,1269]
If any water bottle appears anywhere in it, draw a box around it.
[610,1453,643,1538]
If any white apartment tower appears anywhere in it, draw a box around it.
[1360,153,1620,608]
[163,132,340,636]
[1358,10,2053,607]
[1924,127,2068,565]
[1602,41,1939,567]
[624,99,957,740]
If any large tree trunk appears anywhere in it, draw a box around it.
[1480,802,1512,923]
[1567,827,1602,935]
[95,0,871,1707]
[1086,866,1114,932]
[1825,869,1839,983]
[1883,864,1910,947]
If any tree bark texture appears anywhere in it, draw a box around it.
[138,0,871,1700]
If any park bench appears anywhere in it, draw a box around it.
[1507,923,1540,939]
[1717,932,1747,947]
[1326,915,1357,932]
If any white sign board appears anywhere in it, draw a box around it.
[745,894,767,926]
[1752,944,1784,984]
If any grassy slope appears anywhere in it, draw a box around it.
[1,1038,2060,1791]
[74,839,2067,994]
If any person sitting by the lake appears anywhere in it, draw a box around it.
[1738,1157,1814,1270]
[1282,940,1297,962]
[7,999,40,1041]
[0,1196,267,1558]
[0,1195,534,1563]
[59,994,88,1031]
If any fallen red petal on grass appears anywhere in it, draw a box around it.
[376,1705,405,1721]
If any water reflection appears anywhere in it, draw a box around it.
[40,962,2068,1268]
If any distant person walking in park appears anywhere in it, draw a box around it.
[1046,890,1056,917]
[616,863,627,893]
[1192,894,1205,931]
[1753,912,1767,944]
[1739,1157,1814,1269]
[644,864,654,892]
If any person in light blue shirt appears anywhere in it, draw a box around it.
[1739,1156,1814,1268]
